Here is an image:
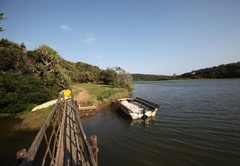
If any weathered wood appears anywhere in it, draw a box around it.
[55,103,66,166]
[73,100,98,166]
[64,105,71,166]
[70,108,77,166]
[16,149,27,165]
[90,135,98,166]
[79,105,96,111]
[16,149,26,159]
[18,94,98,166]
[18,97,63,166]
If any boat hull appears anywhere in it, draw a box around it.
[116,98,159,120]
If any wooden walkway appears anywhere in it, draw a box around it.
[17,94,98,166]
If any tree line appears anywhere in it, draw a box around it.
[178,62,240,79]
[131,74,174,81]
[131,62,240,81]
[0,39,132,113]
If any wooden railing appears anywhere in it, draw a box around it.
[17,93,98,166]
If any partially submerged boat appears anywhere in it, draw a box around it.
[116,97,160,119]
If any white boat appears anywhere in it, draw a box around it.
[116,97,160,119]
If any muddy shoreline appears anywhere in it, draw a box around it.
[79,92,131,120]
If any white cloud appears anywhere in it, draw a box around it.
[82,33,97,44]
[60,25,70,30]
[82,37,96,44]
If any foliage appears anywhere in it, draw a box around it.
[74,62,101,83]
[178,62,240,79]
[0,38,29,74]
[99,67,132,88]
[13,106,53,131]
[34,45,71,89]
[0,72,57,113]
[0,13,7,32]
[0,39,132,114]
[0,40,66,113]
[131,74,173,81]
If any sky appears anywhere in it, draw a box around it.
[0,0,240,75]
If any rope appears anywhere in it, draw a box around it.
[91,146,99,156]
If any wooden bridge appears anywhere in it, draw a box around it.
[17,93,98,166]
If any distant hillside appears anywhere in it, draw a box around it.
[131,61,240,81]
[131,74,173,81]
[178,62,240,79]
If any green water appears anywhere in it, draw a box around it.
[0,116,38,166]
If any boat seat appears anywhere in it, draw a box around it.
[121,101,129,105]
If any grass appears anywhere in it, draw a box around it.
[72,83,128,102]
[71,86,83,96]
[12,106,53,131]
[1,83,130,131]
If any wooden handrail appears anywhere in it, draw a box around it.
[19,95,63,166]
[17,92,98,166]
[72,96,98,166]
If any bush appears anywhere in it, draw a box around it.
[0,72,59,114]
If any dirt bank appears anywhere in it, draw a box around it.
[74,88,131,119]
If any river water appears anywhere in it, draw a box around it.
[82,79,240,166]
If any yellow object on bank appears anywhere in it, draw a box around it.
[64,89,71,97]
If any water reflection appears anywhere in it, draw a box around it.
[83,80,240,166]
[110,102,157,129]
[0,116,38,166]
[130,117,157,129]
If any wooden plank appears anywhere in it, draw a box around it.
[79,105,96,111]
[54,102,66,166]
[19,94,98,166]
[27,97,61,158]
[70,108,77,166]
[65,105,71,166]
[73,115,82,165]
[90,135,98,166]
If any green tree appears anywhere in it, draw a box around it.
[75,62,100,83]
[34,45,70,89]
[114,66,132,87]
[0,72,58,113]
[0,38,30,74]
[178,62,240,79]
[99,67,132,88]
[0,13,7,32]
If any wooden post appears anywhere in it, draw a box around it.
[16,149,27,165]
[74,100,78,107]
[90,135,98,166]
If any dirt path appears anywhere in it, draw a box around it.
[74,88,92,106]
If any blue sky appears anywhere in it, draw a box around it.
[1,0,240,75]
